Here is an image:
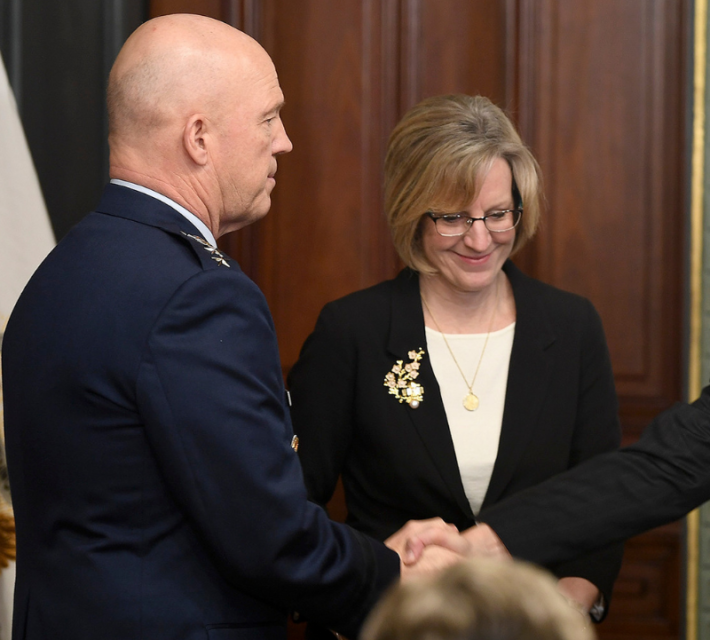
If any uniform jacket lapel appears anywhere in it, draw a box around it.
[387,269,475,520]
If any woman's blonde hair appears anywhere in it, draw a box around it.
[385,95,542,273]
[361,558,596,640]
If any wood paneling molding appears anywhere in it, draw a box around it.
[221,0,261,36]
[416,0,509,107]
[515,0,686,415]
[252,0,401,366]
[150,0,221,18]
[511,5,688,635]
[602,525,681,640]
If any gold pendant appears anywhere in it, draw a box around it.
[463,392,479,411]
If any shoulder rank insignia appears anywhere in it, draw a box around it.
[181,232,231,268]
[384,349,425,409]
[291,435,300,452]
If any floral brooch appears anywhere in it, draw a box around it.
[182,232,231,268]
[384,349,425,408]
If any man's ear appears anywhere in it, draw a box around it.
[183,114,209,165]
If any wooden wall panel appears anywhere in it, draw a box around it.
[515,0,687,435]
[402,0,510,108]
[150,0,221,17]
[602,524,682,640]
[511,2,688,638]
[254,0,400,366]
[150,0,261,32]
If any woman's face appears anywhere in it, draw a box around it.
[421,157,516,295]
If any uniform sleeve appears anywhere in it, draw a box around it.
[135,269,398,638]
[481,386,710,564]
[544,299,624,614]
[287,303,356,509]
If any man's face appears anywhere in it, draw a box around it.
[212,50,292,232]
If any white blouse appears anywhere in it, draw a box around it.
[425,323,515,515]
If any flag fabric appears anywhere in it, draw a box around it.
[0,58,55,319]
[0,53,55,640]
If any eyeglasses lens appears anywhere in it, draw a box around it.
[434,210,520,236]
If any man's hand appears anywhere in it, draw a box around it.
[461,523,510,559]
[385,518,472,580]
[384,520,510,582]
[399,541,466,581]
[401,522,510,564]
[385,518,460,561]
[461,523,512,560]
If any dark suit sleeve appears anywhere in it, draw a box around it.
[288,303,355,508]
[541,299,623,610]
[135,269,398,638]
[480,386,710,567]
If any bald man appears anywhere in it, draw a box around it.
[2,15,458,640]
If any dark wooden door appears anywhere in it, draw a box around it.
[151,2,690,638]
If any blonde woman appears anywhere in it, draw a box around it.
[289,95,622,624]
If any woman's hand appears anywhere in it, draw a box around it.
[557,576,600,615]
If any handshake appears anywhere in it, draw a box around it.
[385,519,600,619]
[385,519,508,580]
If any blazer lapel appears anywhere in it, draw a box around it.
[481,262,555,509]
[387,269,474,520]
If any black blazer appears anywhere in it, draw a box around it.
[481,385,710,565]
[2,184,399,640]
[289,263,623,602]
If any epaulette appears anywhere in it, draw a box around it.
[180,232,231,269]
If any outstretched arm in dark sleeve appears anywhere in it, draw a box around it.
[479,386,710,566]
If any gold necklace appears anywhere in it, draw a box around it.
[422,282,499,412]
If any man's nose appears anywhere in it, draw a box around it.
[275,119,293,155]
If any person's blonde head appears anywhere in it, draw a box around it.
[385,95,542,274]
[361,558,595,640]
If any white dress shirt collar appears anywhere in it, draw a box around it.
[110,179,217,248]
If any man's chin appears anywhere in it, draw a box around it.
[250,197,272,222]
[224,199,272,234]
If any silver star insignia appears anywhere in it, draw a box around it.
[182,232,231,268]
